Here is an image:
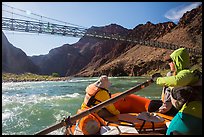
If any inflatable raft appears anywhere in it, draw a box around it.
[65,93,173,135]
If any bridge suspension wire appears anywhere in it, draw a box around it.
[2,17,202,56]
[3,9,44,22]
[2,3,88,29]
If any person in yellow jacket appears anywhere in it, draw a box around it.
[81,75,120,118]
[148,71,178,116]
[151,48,202,135]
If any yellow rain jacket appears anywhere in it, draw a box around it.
[81,83,120,116]
[156,48,201,118]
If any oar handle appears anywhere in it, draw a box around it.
[35,78,154,135]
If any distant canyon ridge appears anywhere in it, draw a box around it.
[2,5,202,77]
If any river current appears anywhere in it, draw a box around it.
[2,76,162,135]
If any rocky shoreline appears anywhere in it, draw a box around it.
[2,73,71,83]
[2,77,69,83]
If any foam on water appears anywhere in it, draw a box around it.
[68,77,98,83]
[2,81,84,135]
[2,110,13,121]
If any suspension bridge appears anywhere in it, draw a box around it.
[2,4,202,56]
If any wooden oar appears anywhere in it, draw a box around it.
[35,78,154,135]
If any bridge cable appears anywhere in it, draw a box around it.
[2,4,88,29]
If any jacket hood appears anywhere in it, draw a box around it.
[170,48,190,73]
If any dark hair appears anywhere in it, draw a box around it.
[166,58,173,63]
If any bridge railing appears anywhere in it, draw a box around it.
[2,17,202,56]
[2,17,87,37]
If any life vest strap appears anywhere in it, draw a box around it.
[86,87,111,107]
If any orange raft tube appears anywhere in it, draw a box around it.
[66,93,173,135]
[112,93,151,113]
[107,93,173,132]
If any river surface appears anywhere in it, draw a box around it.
[2,76,162,135]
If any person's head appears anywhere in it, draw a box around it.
[94,75,111,90]
[170,48,190,73]
[165,48,190,73]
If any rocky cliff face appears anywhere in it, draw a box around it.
[74,21,175,77]
[28,24,130,76]
[129,21,176,41]
[2,4,202,77]
[2,32,39,74]
[158,4,202,50]
[30,44,86,76]
[75,4,202,77]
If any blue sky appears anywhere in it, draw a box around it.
[2,2,202,56]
